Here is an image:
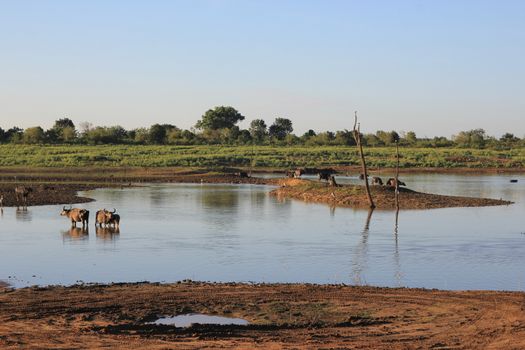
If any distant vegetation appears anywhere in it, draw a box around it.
[1,106,524,150]
[0,144,523,168]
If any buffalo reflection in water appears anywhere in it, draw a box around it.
[96,226,120,241]
[15,208,32,222]
[62,227,89,241]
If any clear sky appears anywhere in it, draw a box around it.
[1,0,524,137]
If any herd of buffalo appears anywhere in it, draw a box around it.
[285,168,407,188]
[0,186,121,229]
[60,206,120,229]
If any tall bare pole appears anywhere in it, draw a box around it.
[395,140,400,210]
[352,111,375,209]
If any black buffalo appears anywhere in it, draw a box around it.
[371,177,383,185]
[386,178,406,187]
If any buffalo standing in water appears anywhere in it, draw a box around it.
[107,213,120,227]
[60,206,90,228]
[96,208,120,228]
[95,209,109,227]
[328,175,339,187]
[15,186,32,208]
[318,172,331,181]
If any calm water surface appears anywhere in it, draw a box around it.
[0,173,524,290]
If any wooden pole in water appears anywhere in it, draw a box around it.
[395,140,400,210]
[352,111,375,209]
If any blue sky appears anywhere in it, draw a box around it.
[0,0,524,137]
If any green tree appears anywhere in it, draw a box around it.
[23,127,45,144]
[404,131,417,145]
[148,124,165,144]
[375,130,399,145]
[390,131,400,143]
[362,133,382,146]
[249,119,267,143]
[284,133,299,145]
[454,129,486,148]
[53,118,75,130]
[237,129,252,144]
[180,130,197,144]
[49,118,76,143]
[219,126,240,144]
[84,126,127,144]
[6,127,23,143]
[334,129,355,146]
[131,128,149,144]
[310,131,335,145]
[269,118,293,140]
[302,129,316,139]
[500,133,519,143]
[195,106,245,130]
[166,129,198,145]
[62,126,76,142]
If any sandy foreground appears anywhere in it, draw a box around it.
[0,282,524,349]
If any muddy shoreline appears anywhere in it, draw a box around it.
[0,168,514,209]
[272,178,512,209]
[1,281,524,349]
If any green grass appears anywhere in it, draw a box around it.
[0,144,523,168]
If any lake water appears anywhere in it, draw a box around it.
[0,173,524,291]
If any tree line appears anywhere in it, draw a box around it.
[0,106,523,149]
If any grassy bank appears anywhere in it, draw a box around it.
[0,144,524,168]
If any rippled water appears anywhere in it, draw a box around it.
[0,173,524,290]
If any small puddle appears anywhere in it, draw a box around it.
[152,314,249,327]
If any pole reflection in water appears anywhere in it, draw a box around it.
[62,227,89,242]
[393,208,403,287]
[351,208,374,285]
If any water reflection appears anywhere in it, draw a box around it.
[393,209,402,286]
[15,208,31,222]
[250,191,266,207]
[199,188,239,209]
[62,227,89,241]
[149,188,166,207]
[96,226,120,241]
[1,177,524,290]
[351,208,374,285]
[198,187,241,235]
